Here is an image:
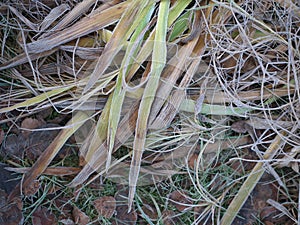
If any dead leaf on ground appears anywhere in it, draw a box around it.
[233,173,278,224]
[59,218,75,225]
[21,117,45,138]
[231,120,250,134]
[0,134,26,160]
[52,196,73,221]
[161,210,179,225]
[114,186,129,203]
[32,206,57,225]
[0,164,23,225]
[25,123,60,160]
[194,203,212,225]
[72,206,90,225]
[93,196,116,219]
[259,204,293,225]
[25,123,71,161]
[140,203,158,221]
[229,148,257,174]
[114,205,137,225]
[0,163,20,195]
[114,186,137,224]
[168,190,192,212]
[0,191,23,225]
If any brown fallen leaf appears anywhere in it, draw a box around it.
[260,204,294,225]
[25,124,60,161]
[168,190,192,212]
[194,203,212,225]
[72,206,90,225]
[5,166,81,176]
[0,134,26,160]
[161,210,179,225]
[232,173,277,224]
[0,163,20,195]
[140,203,158,221]
[52,196,73,221]
[32,206,57,225]
[114,205,137,225]
[59,218,75,225]
[0,191,23,225]
[93,196,116,219]
[229,148,257,174]
[21,117,45,138]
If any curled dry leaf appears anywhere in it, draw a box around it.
[32,206,57,225]
[72,206,90,225]
[93,196,116,219]
[168,190,192,212]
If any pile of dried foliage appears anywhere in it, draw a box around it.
[0,0,300,224]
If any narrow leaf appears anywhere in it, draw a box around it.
[128,0,170,211]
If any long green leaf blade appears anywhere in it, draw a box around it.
[128,0,170,211]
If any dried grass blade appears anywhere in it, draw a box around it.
[0,48,57,71]
[125,0,192,82]
[220,132,286,225]
[5,166,81,176]
[180,100,251,116]
[128,0,170,211]
[83,95,112,162]
[69,102,139,187]
[148,38,198,125]
[149,5,211,126]
[26,2,128,53]
[0,86,74,113]
[106,2,155,170]
[39,4,70,32]
[47,0,97,33]
[83,1,150,93]
[6,5,37,31]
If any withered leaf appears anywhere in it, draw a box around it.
[32,206,57,225]
[161,210,179,225]
[93,196,116,219]
[21,118,44,138]
[168,190,192,212]
[72,206,90,225]
[115,205,137,225]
